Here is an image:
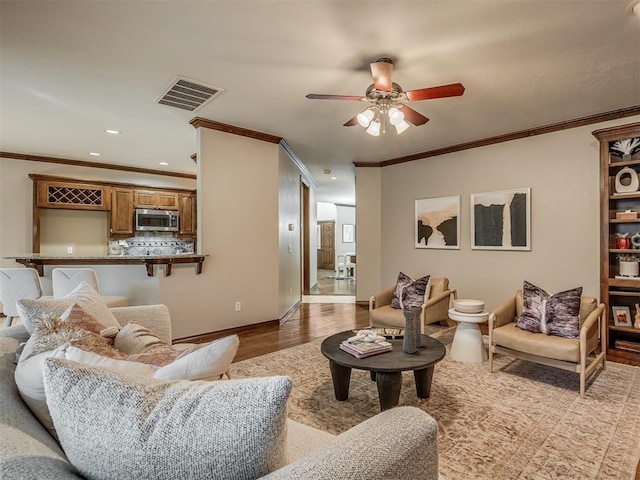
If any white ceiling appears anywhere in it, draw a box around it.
[1,1,639,205]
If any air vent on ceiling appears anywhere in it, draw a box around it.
[156,76,224,112]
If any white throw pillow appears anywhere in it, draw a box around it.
[14,349,61,435]
[17,282,119,335]
[63,334,239,381]
[154,334,239,381]
[15,314,117,437]
[114,322,172,354]
[17,334,239,437]
[16,298,74,335]
[61,282,120,330]
[43,358,291,480]
[56,346,158,376]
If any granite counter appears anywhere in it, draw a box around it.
[3,254,207,277]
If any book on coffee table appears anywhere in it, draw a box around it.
[340,340,393,359]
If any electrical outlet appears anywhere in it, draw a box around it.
[235,301,241,311]
[66,246,73,254]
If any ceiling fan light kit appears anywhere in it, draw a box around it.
[366,117,381,137]
[357,108,375,128]
[306,57,465,136]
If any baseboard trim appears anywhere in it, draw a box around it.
[280,301,302,325]
[173,319,280,344]
[355,300,369,307]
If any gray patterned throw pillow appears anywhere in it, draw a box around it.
[516,281,583,338]
[391,272,430,309]
[43,358,291,480]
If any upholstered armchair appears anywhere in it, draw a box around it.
[488,289,606,398]
[369,277,457,332]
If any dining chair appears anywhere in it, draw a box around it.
[52,268,128,307]
[0,268,43,327]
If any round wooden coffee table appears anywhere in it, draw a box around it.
[320,331,446,411]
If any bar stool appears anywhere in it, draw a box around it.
[335,255,347,280]
[0,268,43,327]
[52,268,128,307]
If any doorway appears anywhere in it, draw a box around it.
[318,221,335,270]
[312,220,355,296]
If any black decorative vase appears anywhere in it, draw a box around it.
[403,307,422,354]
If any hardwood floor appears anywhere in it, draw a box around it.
[310,269,356,296]
[178,302,370,362]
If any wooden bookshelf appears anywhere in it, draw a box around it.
[594,122,640,366]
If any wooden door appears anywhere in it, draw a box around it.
[318,221,335,270]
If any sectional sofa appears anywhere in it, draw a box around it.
[0,304,440,479]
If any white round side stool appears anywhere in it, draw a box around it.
[448,308,489,363]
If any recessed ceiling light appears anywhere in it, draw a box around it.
[89,152,101,156]
[330,176,337,180]
[104,129,121,135]
[159,162,169,166]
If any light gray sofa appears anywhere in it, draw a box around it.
[0,305,440,480]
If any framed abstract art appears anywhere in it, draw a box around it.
[471,188,531,251]
[415,196,460,249]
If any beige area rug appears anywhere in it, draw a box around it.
[232,328,640,480]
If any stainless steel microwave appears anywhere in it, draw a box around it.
[135,209,179,232]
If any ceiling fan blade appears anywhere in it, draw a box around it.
[405,83,465,102]
[399,105,429,126]
[343,115,359,127]
[306,94,364,101]
[370,61,394,92]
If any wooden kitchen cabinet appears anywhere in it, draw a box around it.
[36,180,110,211]
[110,188,135,236]
[29,173,196,251]
[134,189,179,210]
[178,193,197,237]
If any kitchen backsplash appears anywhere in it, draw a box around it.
[109,233,194,256]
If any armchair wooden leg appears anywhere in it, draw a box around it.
[488,346,494,373]
[579,369,585,399]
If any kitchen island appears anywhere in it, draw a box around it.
[4,254,206,277]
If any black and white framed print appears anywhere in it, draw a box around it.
[415,195,460,249]
[471,188,531,251]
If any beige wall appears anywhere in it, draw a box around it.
[40,209,109,256]
[355,167,382,301]
[307,183,318,290]
[357,115,640,310]
[278,148,302,317]
[158,128,280,338]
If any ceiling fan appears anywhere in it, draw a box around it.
[306,57,465,136]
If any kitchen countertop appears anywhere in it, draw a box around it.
[3,254,207,277]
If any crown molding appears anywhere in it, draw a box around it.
[190,117,282,144]
[353,105,640,168]
[280,140,319,189]
[592,121,640,141]
[0,151,196,180]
